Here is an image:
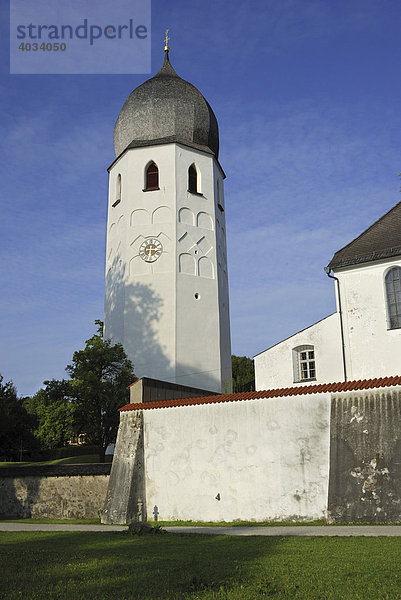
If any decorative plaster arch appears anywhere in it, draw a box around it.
[179,207,194,226]
[179,253,196,275]
[198,256,214,279]
[130,209,150,227]
[197,211,213,230]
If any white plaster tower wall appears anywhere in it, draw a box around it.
[105,142,231,391]
[175,145,231,391]
[105,144,177,382]
[214,161,232,391]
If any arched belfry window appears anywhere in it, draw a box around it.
[385,267,401,329]
[145,161,159,191]
[112,174,121,207]
[188,164,199,194]
[217,179,224,212]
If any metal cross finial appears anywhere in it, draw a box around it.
[164,29,170,53]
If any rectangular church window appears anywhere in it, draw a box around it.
[293,346,316,382]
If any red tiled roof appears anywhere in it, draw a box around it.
[119,375,401,412]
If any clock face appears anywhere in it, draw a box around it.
[139,238,163,262]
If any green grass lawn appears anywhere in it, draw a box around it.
[1,531,401,599]
[0,454,113,467]
[155,519,330,527]
[154,519,401,527]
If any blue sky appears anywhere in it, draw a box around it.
[1,0,401,396]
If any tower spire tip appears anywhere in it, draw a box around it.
[164,29,170,53]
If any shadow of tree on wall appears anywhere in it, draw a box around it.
[0,474,40,518]
[105,257,172,380]
[105,256,224,391]
[173,358,222,393]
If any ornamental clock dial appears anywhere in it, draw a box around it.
[139,238,163,262]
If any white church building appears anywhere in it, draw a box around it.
[254,200,401,389]
[102,46,401,526]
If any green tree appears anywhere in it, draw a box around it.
[66,321,135,462]
[0,375,38,461]
[26,379,75,450]
[231,355,255,392]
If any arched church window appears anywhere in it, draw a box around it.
[217,179,224,212]
[385,267,401,329]
[112,174,121,207]
[188,164,199,194]
[293,345,316,382]
[145,162,159,191]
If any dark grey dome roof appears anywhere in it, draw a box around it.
[113,53,219,158]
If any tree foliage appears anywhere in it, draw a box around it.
[66,321,135,461]
[0,375,38,461]
[231,355,255,392]
[25,379,75,450]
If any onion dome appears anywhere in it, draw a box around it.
[113,51,219,158]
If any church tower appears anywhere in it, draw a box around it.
[104,45,232,393]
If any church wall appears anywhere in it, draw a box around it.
[336,257,401,381]
[143,394,331,522]
[328,388,401,522]
[254,313,344,390]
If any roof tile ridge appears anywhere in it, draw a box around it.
[274,388,287,396]
[119,376,401,412]
[331,246,401,268]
